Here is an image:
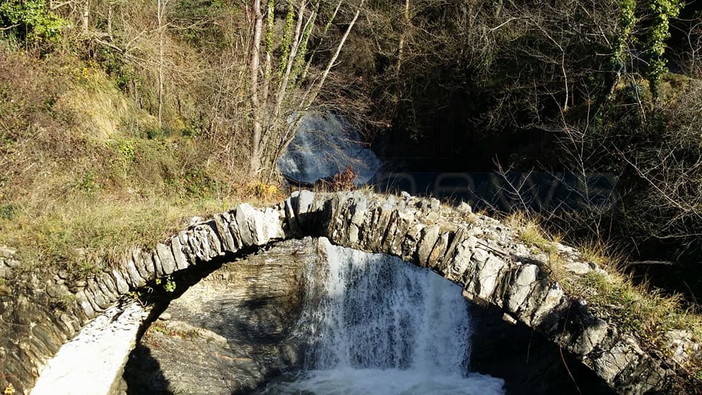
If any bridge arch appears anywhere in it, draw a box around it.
[20,191,688,393]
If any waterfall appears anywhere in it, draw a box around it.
[277,112,381,185]
[263,238,505,394]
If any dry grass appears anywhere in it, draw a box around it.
[0,49,282,281]
[506,211,702,384]
[0,196,237,277]
[580,270,692,335]
[578,267,702,386]
[578,241,617,268]
[506,211,560,259]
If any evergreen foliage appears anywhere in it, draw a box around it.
[0,0,65,43]
[612,0,637,72]
[645,0,683,96]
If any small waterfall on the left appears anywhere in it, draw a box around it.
[263,238,505,394]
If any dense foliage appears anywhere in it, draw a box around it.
[352,0,702,294]
[0,0,65,43]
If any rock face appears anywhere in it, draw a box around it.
[0,247,89,395]
[122,238,314,394]
[2,190,699,394]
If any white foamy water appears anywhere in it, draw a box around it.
[263,238,504,394]
[271,368,505,394]
[32,302,149,395]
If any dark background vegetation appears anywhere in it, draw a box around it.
[355,0,702,302]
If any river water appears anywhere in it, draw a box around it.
[262,239,504,394]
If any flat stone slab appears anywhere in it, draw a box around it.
[31,302,149,395]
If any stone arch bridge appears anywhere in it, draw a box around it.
[2,190,696,394]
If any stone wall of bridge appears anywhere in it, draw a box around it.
[0,190,696,394]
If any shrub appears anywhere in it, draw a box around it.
[0,0,66,43]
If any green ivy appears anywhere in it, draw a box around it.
[611,0,683,98]
[611,0,637,72]
[116,139,136,161]
[290,9,315,86]
[0,0,66,43]
[265,0,275,52]
[645,0,682,97]
[155,275,176,292]
[278,0,296,76]
[0,204,15,221]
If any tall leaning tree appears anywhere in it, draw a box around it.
[247,0,365,178]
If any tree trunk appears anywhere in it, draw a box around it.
[249,0,265,177]
[396,0,410,75]
[301,0,364,109]
[81,0,90,33]
[157,0,168,130]
[107,3,113,39]
[272,0,307,124]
